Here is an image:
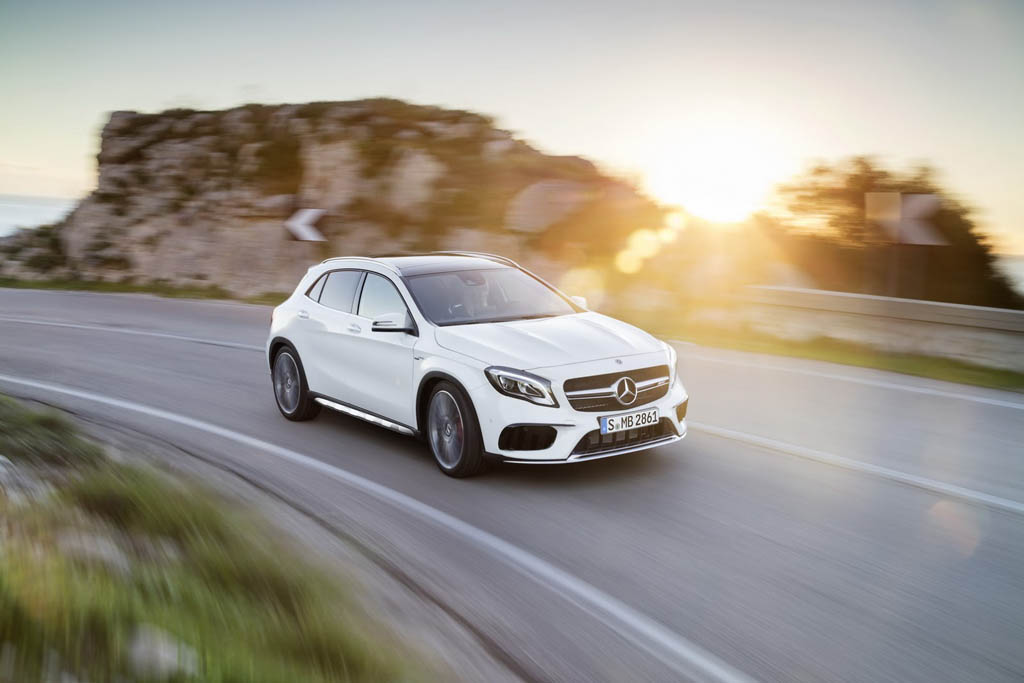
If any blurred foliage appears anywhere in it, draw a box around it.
[1,222,68,273]
[0,396,104,467]
[251,134,303,195]
[770,157,1022,308]
[0,396,419,682]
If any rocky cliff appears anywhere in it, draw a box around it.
[1,99,663,297]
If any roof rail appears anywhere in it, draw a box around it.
[428,251,521,268]
[319,256,402,275]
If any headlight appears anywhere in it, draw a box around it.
[665,342,678,384]
[485,367,559,407]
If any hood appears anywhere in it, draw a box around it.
[434,312,664,370]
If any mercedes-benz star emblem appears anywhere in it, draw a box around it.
[614,377,638,406]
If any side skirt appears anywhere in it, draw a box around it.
[313,396,417,436]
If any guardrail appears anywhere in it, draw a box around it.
[742,286,1024,372]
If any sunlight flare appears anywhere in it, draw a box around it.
[642,127,792,223]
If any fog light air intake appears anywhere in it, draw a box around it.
[498,425,557,451]
[675,398,688,422]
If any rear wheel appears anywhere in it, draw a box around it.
[427,382,487,477]
[272,347,320,421]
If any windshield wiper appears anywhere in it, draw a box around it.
[438,313,560,326]
[511,313,558,320]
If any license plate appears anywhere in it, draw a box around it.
[600,408,659,434]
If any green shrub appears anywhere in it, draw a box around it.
[0,397,105,467]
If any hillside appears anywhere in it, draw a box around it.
[0,99,663,297]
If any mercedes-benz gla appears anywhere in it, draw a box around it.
[266,252,688,477]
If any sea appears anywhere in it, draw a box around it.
[0,194,78,238]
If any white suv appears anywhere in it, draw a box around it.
[266,252,688,477]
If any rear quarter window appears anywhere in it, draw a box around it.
[306,273,327,301]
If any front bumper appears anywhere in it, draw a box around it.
[471,373,689,463]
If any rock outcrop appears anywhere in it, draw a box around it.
[1,99,663,297]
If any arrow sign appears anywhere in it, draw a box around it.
[284,209,326,242]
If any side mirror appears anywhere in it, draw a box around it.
[371,311,416,335]
[570,295,588,309]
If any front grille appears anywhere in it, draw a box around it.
[571,418,674,456]
[563,365,670,412]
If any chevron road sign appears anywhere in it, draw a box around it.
[284,209,326,242]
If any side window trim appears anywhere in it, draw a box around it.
[350,271,367,314]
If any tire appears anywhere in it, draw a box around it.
[271,346,321,421]
[426,381,487,478]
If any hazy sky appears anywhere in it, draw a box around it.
[2,0,1022,251]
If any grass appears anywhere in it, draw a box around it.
[0,396,105,467]
[0,396,419,682]
[663,323,1024,393]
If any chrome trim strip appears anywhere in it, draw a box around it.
[314,397,415,435]
[502,430,686,464]
[565,376,670,399]
[319,256,403,275]
[565,387,616,398]
[428,251,521,268]
[570,434,680,461]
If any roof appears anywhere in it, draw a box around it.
[322,254,515,276]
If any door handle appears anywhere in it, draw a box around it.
[348,323,362,334]
[298,310,310,320]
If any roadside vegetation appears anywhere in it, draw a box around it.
[660,323,1024,393]
[0,395,419,682]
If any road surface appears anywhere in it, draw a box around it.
[1,288,1022,682]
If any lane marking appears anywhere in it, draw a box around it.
[0,287,267,310]
[669,343,1024,411]
[5,316,1019,411]
[0,316,264,352]
[0,372,754,683]
[689,421,1024,516]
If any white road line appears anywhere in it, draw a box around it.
[0,372,755,683]
[0,316,264,352]
[0,287,267,310]
[6,316,1019,412]
[690,421,1024,516]
[669,343,1024,411]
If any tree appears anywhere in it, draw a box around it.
[770,157,1022,309]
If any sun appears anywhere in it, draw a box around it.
[641,128,791,223]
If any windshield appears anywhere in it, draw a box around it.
[405,267,577,326]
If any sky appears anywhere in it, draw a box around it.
[2,0,1023,252]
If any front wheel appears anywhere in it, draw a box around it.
[427,382,487,477]
[272,347,320,421]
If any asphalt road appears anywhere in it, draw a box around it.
[2,288,1023,682]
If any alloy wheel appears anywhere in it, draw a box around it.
[273,352,301,414]
[428,390,464,468]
